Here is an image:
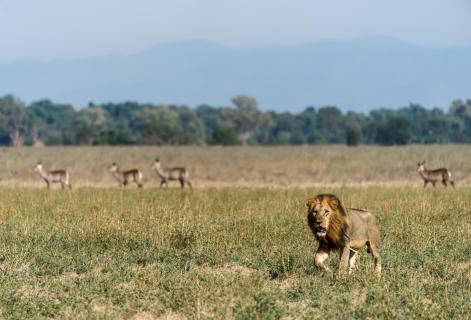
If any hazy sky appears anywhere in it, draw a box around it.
[0,0,470,62]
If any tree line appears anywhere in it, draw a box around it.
[0,94,470,147]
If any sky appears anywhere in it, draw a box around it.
[0,0,470,63]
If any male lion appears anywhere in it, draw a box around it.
[306,194,381,277]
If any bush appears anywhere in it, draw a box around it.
[45,136,63,146]
[139,122,178,145]
[375,117,412,145]
[210,127,241,145]
[346,127,361,146]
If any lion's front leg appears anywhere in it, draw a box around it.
[338,244,351,276]
[348,249,359,275]
[314,247,332,273]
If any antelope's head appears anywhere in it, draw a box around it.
[109,162,119,173]
[417,161,425,173]
[306,194,343,238]
[152,157,161,169]
[34,162,42,173]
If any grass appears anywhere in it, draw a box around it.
[0,186,469,319]
[3,145,471,187]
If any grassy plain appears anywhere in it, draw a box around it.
[0,186,469,319]
[2,145,471,188]
[0,146,470,318]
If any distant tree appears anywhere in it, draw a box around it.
[222,95,273,144]
[95,129,134,145]
[276,131,291,145]
[78,107,109,132]
[45,135,64,146]
[231,95,258,111]
[315,106,345,143]
[375,117,412,145]
[177,107,206,144]
[298,107,317,142]
[290,132,306,145]
[28,99,77,144]
[73,121,94,145]
[210,127,241,145]
[101,101,141,129]
[269,112,297,144]
[139,121,178,145]
[1,93,471,147]
[449,99,471,119]
[0,95,28,146]
[346,127,361,146]
[317,106,342,131]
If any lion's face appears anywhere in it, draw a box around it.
[306,195,341,238]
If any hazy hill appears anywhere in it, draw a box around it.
[1,38,470,112]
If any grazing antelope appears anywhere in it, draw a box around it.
[417,161,455,188]
[152,158,192,189]
[109,162,143,188]
[34,162,71,189]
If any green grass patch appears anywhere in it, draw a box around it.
[0,187,469,318]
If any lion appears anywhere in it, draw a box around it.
[306,194,381,277]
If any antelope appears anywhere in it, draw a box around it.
[34,162,71,189]
[152,158,192,189]
[109,162,143,188]
[417,161,455,188]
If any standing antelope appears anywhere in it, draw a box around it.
[109,162,143,188]
[152,158,192,189]
[34,162,71,189]
[417,161,455,188]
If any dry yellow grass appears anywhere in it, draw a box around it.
[2,145,471,188]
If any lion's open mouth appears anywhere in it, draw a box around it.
[316,227,327,237]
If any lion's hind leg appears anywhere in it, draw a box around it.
[367,241,381,277]
[314,247,332,273]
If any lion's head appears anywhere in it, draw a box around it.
[306,194,347,242]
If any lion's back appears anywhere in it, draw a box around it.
[347,208,381,247]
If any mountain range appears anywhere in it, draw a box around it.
[1,37,470,112]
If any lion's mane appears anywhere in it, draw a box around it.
[306,194,348,249]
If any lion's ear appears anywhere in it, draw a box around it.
[328,197,341,210]
[306,198,318,210]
